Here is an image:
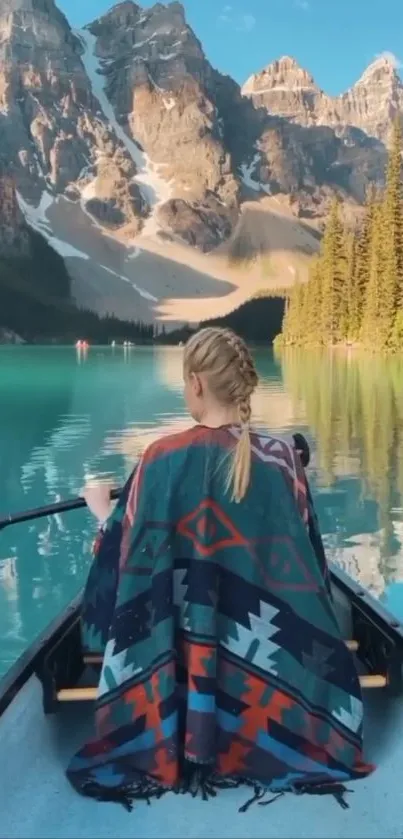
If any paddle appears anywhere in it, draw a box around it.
[0,488,122,532]
[0,435,310,533]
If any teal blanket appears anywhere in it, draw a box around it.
[67,426,373,811]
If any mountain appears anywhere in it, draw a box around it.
[0,0,400,332]
[242,56,324,125]
[0,0,244,246]
[338,57,403,144]
[242,54,403,145]
[0,0,149,224]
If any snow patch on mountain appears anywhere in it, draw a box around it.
[240,153,271,195]
[16,191,91,260]
[77,27,172,218]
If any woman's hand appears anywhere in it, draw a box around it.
[81,483,113,524]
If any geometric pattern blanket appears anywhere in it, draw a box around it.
[66,426,373,811]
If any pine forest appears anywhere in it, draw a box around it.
[277,120,403,352]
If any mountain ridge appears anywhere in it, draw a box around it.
[242,53,403,144]
[243,53,403,98]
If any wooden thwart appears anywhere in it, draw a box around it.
[359,675,387,689]
[57,688,98,701]
[56,672,386,702]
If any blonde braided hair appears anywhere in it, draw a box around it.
[184,327,258,502]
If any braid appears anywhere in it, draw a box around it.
[239,398,252,426]
[184,327,259,502]
[223,330,257,427]
[222,330,258,502]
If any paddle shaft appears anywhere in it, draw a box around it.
[0,436,310,533]
[0,488,122,532]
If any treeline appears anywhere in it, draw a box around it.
[278,120,403,351]
[203,294,285,343]
[157,295,285,345]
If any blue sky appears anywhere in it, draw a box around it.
[60,0,403,94]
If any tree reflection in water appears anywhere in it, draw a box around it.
[278,349,403,601]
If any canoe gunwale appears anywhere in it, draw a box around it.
[331,564,403,696]
[0,593,82,718]
[330,564,403,640]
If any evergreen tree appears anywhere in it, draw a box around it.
[284,281,304,345]
[320,198,346,344]
[384,119,403,309]
[379,120,403,345]
[339,229,356,342]
[352,192,375,335]
[304,258,323,346]
[361,201,385,347]
[277,118,403,352]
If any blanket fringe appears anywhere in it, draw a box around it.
[179,762,218,801]
[81,778,167,813]
[294,782,353,810]
[238,781,351,813]
[77,767,353,813]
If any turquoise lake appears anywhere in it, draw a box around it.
[1,344,403,678]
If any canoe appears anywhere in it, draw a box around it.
[0,560,403,838]
[0,435,403,839]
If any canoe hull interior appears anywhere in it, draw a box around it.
[1,567,403,838]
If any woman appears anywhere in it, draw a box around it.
[67,327,372,811]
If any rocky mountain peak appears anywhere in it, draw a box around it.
[91,1,143,28]
[243,56,318,96]
[242,56,323,127]
[0,0,57,12]
[354,54,401,87]
[82,0,239,247]
[91,0,186,32]
[337,56,403,143]
[87,0,197,66]
[242,52,403,144]
[0,0,70,40]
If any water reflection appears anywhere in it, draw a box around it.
[279,350,403,605]
[1,345,403,676]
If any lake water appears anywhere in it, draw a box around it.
[1,345,403,678]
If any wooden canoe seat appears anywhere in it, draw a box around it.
[57,665,386,703]
[359,675,387,688]
[57,688,98,701]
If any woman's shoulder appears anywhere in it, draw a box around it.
[248,427,302,474]
[140,425,300,470]
[141,424,212,465]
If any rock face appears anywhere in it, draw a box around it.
[242,54,403,145]
[252,118,386,215]
[83,1,241,246]
[0,0,149,231]
[0,172,30,255]
[242,56,325,125]
[337,57,403,144]
[0,0,399,257]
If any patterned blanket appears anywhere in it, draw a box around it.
[67,426,373,811]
